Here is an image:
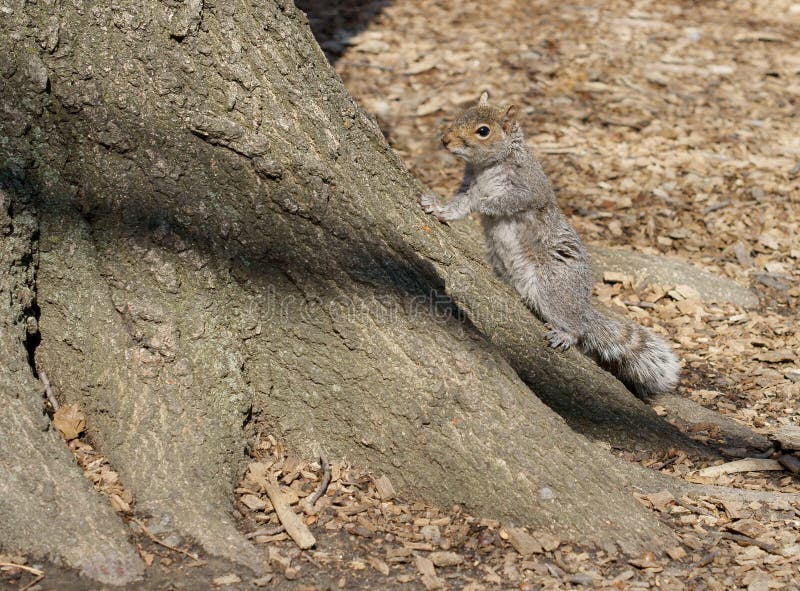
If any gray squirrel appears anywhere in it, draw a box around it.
[420,91,679,396]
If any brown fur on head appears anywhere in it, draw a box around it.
[441,91,519,166]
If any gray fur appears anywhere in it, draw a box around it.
[421,107,680,396]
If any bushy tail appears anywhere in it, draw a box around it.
[579,310,679,396]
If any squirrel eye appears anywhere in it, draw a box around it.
[475,126,491,138]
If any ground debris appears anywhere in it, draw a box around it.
[504,527,542,556]
[52,403,86,441]
[774,425,800,450]
[415,555,443,590]
[211,573,241,586]
[697,458,784,478]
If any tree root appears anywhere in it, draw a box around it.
[36,211,267,574]
[127,517,200,561]
[679,483,800,505]
[629,462,800,506]
[0,185,143,586]
[306,454,331,509]
[649,393,772,452]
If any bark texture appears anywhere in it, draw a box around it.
[0,0,719,578]
[0,180,143,584]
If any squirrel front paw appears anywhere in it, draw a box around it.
[419,193,449,223]
[419,192,441,213]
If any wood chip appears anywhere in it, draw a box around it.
[212,574,241,586]
[734,31,787,42]
[628,552,660,569]
[428,551,464,567]
[415,555,443,590]
[241,494,269,511]
[754,350,796,363]
[269,547,291,574]
[697,458,784,478]
[374,475,396,500]
[386,547,413,563]
[263,474,316,549]
[672,285,701,300]
[368,556,390,575]
[643,490,675,512]
[254,532,289,544]
[603,271,631,284]
[505,527,543,556]
[726,519,767,539]
[666,546,687,560]
[719,499,745,519]
[109,493,131,513]
[537,532,561,552]
[777,454,800,474]
[773,425,800,450]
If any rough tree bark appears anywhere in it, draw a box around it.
[0,0,764,584]
[0,182,144,584]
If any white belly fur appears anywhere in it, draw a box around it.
[483,217,545,316]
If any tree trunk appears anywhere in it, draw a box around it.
[0,182,144,584]
[0,0,704,581]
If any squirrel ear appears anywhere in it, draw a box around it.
[501,104,519,131]
[478,90,490,106]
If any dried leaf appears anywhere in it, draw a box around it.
[53,404,86,441]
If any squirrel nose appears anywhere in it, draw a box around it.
[442,133,452,147]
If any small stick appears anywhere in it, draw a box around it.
[691,550,719,569]
[40,371,59,411]
[751,447,776,459]
[335,503,370,517]
[0,563,44,576]
[246,525,285,539]
[302,551,323,568]
[721,532,778,554]
[623,301,655,309]
[307,454,331,508]
[127,516,199,560]
[263,473,316,549]
[674,497,714,517]
[702,200,730,214]
[20,574,45,591]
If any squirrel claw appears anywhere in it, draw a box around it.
[419,192,440,211]
[545,326,575,351]
[419,193,449,224]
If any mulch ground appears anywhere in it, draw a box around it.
[3,0,799,589]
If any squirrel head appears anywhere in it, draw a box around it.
[441,91,520,166]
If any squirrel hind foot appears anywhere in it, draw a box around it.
[545,326,576,351]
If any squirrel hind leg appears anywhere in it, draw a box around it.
[544,325,577,351]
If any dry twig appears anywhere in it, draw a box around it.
[307,454,331,508]
[674,497,714,517]
[20,573,45,591]
[721,532,778,554]
[691,550,719,569]
[245,525,285,539]
[40,371,59,411]
[126,516,199,561]
[263,473,316,549]
[0,563,44,576]
[0,562,44,591]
